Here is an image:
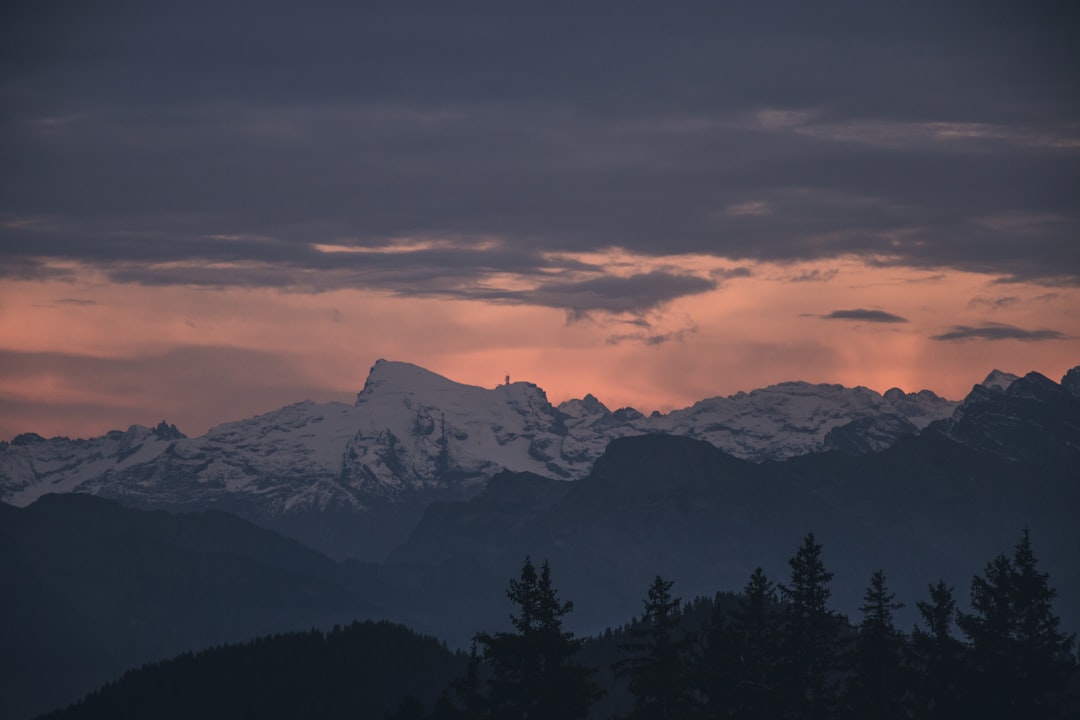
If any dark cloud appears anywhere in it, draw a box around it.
[93,243,602,294]
[0,257,77,282]
[789,268,839,283]
[822,309,909,323]
[607,325,698,346]
[711,267,753,280]
[929,323,1067,342]
[607,332,676,346]
[968,295,1019,310]
[2,2,1079,293]
[459,272,716,315]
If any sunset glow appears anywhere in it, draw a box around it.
[3,251,1076,441]
[2,3,1076,441]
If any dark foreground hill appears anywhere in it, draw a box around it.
[0,495,380,720]
[37,621,466,720]
[39,545,1080,720]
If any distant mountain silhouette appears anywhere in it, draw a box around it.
[0,495,379,720]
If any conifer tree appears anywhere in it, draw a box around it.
[911,580,964,720]
[959,529,1077,719]
[701,567,782,719]
[614,576,695,719]
[777,533,843,720]
[429,643,487,720]
[474,557,602,720]
[844,570,907,719]
[1010,528,1077,707]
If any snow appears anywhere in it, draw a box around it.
[979,369,1020,392]
[2,425,178,506]
[0,359,961,514]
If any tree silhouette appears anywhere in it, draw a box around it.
[474,557,602,720]
[959,529,1077,719]
[428,643,487,720]
[777,533,843,720]
[701,566,782,719]
[844,570,907,719]
[911,580,964,720]
[614,576,695,719]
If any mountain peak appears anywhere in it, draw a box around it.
[153,420,185,441]
[980,369,1020,391]
[558,394,611,418]
[357,359,481,403]
[1062,365,1080,399]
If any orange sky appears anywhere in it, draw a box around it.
[4,5,1077,442]
[2,253,1077,440]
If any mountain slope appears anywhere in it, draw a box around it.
[37,621,465,720]
[0,495,378,720]
[1,360,960,559]
[384,368,1080,643]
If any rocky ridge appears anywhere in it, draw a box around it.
[1,360,963,514]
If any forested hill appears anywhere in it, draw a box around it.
[0,494,379,720]
[37,621,466,720]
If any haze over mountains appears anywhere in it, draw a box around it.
[1,360,958,559]
[2,361,1079,718]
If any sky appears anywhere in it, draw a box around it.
[2,1,1079,441]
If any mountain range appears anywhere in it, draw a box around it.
[1,359,959,559]
[2,362,1078,719]
[384,365,1079,636]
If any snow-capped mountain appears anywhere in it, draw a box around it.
[0,421,185,504]
[935,368,1080,466]
[979,368,1021,391]
[0,359,979,557]
[1,359,959,507]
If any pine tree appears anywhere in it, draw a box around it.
[959,529,1077,719]
[614,576,695,719]
[911,580,964,720]
[844,570,907,719]
[701,567,782,719]
[474,557,602,720]
[429,643,487,720]
[777,533,844,720]
[1010,528,1077,710]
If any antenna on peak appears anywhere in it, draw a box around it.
[505,371,510,386]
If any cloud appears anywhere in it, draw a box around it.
[2,2,1079,292]
[606,324,699,346]
[789,268,839,283]
[91,241,601,294]
[463,271,716,315]
[0,258,77,282]
[781,119,1080,153]
[712,266,753,280]
[822,309,909,323]
[929,323,1067,342]
[725,201,771,217]
[968,295,1019,310]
